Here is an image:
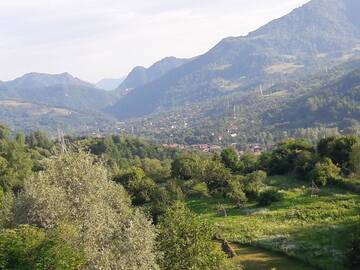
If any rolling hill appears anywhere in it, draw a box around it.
[0,72,114,111]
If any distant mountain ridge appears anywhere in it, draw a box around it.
[5,72,95,89]
[116,56,190,93]
[96,77,125,91]
[108,0,360,120]
[0,72,114,111]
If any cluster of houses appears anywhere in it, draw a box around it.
[163,143,263,155]
[162,143,222,153]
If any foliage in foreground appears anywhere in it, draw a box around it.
[14,152,159,270]
[0,224,85,270]
[157,202,225,270]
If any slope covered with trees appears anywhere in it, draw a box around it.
[108,0,360,120]
[0,123,359,269]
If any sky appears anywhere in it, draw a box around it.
[0,0,309,83]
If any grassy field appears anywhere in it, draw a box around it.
[188,176,360,270]
[226,244,316,270]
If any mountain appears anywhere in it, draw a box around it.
[6,72,94,89]
[0,72,115,111]
[0,99,117,135]
[96,77,125,91]
[116,56,190,94]
[108,0,360,120]
[265,61,360,131]
[124,59,360,146]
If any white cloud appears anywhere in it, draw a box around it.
[0,0,310,82]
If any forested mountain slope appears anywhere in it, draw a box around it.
[108,0,360,120]
[116,56,190,94]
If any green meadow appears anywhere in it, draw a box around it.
[188,176,360,270]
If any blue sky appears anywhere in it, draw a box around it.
[0,0,309,82]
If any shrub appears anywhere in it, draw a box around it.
[308,158,341,186]
[227,178,247,207]
[268,139,315,175]
[157,202,225,270]
[114,167,156,205]
[0,188,13,228]
[243,170,267,199]
[221,148,239,172]
[294,151,317,178]
[191,182,209,197]
[0,224,85,270]
[258,189,283,206]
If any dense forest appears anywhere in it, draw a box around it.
[0,124,359,269]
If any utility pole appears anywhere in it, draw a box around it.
[57,129,67,154]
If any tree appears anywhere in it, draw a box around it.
[114,167,156,205]
[268,139,314,175]
[221,148,239,172]
[0,187,13,228]
[226,177,247,207]
[200,159,234,195]
[294,151,317,178]
[15,152,159,269]
[308,158,340,186]
[242,170,267,199]
[0,125,9,141]
[142,158,171,183]
[171,154,201,180]
[317,136,359,174]
[238,153,258,174]
[0,224,85,270]
[0,139,33,192]
[157,202,225,270]
[350,143,360,177]
[150,180,184,223]
[25,131,53,150]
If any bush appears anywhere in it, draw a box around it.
[243,170,267,199]
[318,136,359,174]
[227,178,247,207]
[258,189,283,206]
[0,188,13,228]
[0,224,85,270]
[308,158,341,186]
[221,148,239,172]
[191,182,209,197]
[268,139,315,175]
[294,151,317,178]
[114,167,156,205]
[157,202,225,270]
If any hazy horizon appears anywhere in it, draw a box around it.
[1,0,309,83]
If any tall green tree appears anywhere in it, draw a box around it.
[0,137,33,192]
[268,139,314,175]
[0,224,85,270]
[318,136,359,174]
[15,152,159,269]
[350,143,360,177]
[221,148,239,172]
[157,202,225,270]
[114,167,156,205]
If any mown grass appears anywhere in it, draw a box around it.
[226,244,316,270]
[187,175,360,270]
